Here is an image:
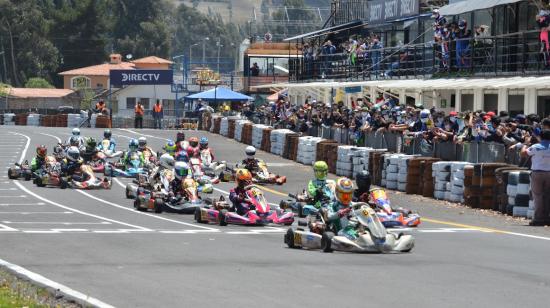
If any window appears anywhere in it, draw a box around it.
[126,97,136,109]
[140,98,150,109]
[71,76,91,89]
[96,83,104,89]
[162,99,175,111]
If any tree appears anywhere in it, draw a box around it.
[25,77,54,88]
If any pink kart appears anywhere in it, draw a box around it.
[195,185,294,226]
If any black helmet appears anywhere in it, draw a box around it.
[355,170,371,194]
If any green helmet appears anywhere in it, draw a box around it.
[313,161,328,181]
[85,137,97,150]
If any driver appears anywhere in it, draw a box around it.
[327,178,358,240]
[229,169,253,215]
[241,146,262,174]
[171,161,192,197]
[176,131,188,152]
[66,128,84,148]
[307,161,335,208]
[98,129,116,153]
[52,143,65,161]
[30,145,47,172]
[122,139,145,168]
[80,137,99,163]
[62,146,84,179]
[138,137,157,161]
[199,137,215,162]
[187,137,200,158]
[164,140,177,157]
[353,170,372,202]
[175,150,189,163]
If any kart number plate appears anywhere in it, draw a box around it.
[293,233,302,243]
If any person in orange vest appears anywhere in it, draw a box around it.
[153,99,164,129]
[95,100,107,115]
[134,101,144,129]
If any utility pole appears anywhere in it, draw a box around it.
[216,40,223,73]
[0,38,8,84]
[202,37,210,67]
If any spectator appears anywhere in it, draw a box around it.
[134,100,144,129]
[250,62,260,76]
[95,100,107,114]
[153,99,164,129]
[456,19,472,69]
[536,11,550,67]
[521,129,550,226]
[370,34,382,76]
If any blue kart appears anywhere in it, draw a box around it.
[104,153,147,178]
[280,185,334,218]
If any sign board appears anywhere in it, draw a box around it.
[110,70,173,87]
[345,86,362,94]
[368,0,419,24]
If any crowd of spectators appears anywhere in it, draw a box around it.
[242,95,550,154]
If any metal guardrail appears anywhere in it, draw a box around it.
[290,30,546,82]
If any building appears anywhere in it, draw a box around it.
[59,54,135,90]
[2,88,80,111]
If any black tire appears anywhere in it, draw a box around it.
[59,179,68,189]
[153,198,164,213]
[321,232,334,253]
[219,209,228,226]
[36,177,46,187]
[297,203,305,218]
[7,169,17,180]
[285,228,296,248]
[125,186,133,199]
[195,207,204,223]
[24,172,31,181]
[135,200,146,211]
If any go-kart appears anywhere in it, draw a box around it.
[86,151,107,173]
[104,152,147,178]
[69,165,112,190]
[133,168,175,213]
[162,178,208,214]
[199,149,226,177]
[33,156,68,189]
[195,184,294,226]
[98,139,123,158]
[219,161,286,185]
[280,184,335,218]
[285,203,414,253]
[189,157,217,193]
[7,161,33,181]
[368,188,421,228]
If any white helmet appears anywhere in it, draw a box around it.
[159,153,175,169]
[138,137,147,149]
[72,128,80,136]
[174,161,190,180]
[66,146,80,162]
[245,146,256,157]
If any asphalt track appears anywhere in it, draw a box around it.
[0,126,549,308]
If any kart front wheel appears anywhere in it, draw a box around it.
[297,203,305,218]
[284,228,296,248]
[59,179,68,189]
[153,198,164,214]
[36,178,45,187]
[135,200,146,212]
[219,209,228,226]
[125,186,133,199]
[7,169,17,180]
[194,207,204,223]
[321,232,334,253]
[23,172,31,181]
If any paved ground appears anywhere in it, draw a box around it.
[0,126,549,308]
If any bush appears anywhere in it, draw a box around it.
[25,77,54,89]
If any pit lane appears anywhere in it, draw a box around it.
[0,126,549,308]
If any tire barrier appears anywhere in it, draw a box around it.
[260,127,273,152]
[220,117,229,136]
[3,113,15,125]
[27,114,41,126]
[432,162,452,200]
[270,129,295,156]
[241,123,253,145]
[252,124,270,149]
[335,146,356,178]
[507,171,531,218]
[227,119,236,139]
[494,167,528,213]
[296,137,324,165]
[315,141,339,174]
[234,119,250,142]
[449,162,472,203]
[283,133,300,161]
[396,156,417,192]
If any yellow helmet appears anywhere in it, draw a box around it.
[335,177,354,205]
[235,169,252,187]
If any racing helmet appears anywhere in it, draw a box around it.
[235,168,252,187]
[66,146,80,162]
[245,146,256,157]
[85,137,97,151]
[199,137,208,149]
[72,128,80,136]
[174,161,190,179]
[36,145,47,158]
[355,170,371,194]
[175,150,189,162]
[69,136,80,147]
[128,139,139,151]
[176,131,186,143]
[335,177,354,205]
[103,129,112,139]
[431,8,440,18]
[138,137,147,150]
[189,137,199,148]
[53,144,64,160]
[313,161,328,181]
[159,153,175,169]
[164,140,176,156]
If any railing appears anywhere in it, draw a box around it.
[331,0,368,26]
[290,30,546,82]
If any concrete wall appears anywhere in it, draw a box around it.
[7,96,80,110]
[114,84,177,116]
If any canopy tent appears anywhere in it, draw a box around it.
[439,0,523,16]
[185,87,253,101]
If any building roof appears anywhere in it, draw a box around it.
[131,56,173,65]
[8,88,75,98]
[59,62,135,76]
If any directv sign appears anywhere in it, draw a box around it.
[110,70,173,86]
[368,0,419,24]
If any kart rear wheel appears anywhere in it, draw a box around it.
[284,228,296,248]
[36,178,45,187]
[321,232,334,253]
[7,169,17,180]
[135,200,146,212]
[219,209,228,226]
[24,172,31,181]
[194,207,204,223]
[125,186,133,199]
[297,203,305,218]
[59,179,68,189]
[153,198,164,214]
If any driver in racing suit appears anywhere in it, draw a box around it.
[241,146,262,174]
[198,137,215,162]
[229,169,253,215]
[138,137,157,162]
[97,129,117,153]
[30,145,48,172]
[327,177,358,240]
[65,128,84,148]
[307,161,335,208]
[187,137,200,158]
[171,161,192,198]
[80,137,99,163]
[353,170,372,203]
[121,139,145,168]
[62,146,85,181]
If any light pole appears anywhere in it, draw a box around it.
[189,43,199,69]
[202,37,210,67]
[216,40,223,73]
[0,51,5,84]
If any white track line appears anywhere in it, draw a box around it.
[8,132,30,164]
[0,258,115,308]
[118,128,169,141]
[75,190,219,231]
[39,133,62,143]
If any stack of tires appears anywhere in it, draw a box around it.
[227,119,236,138]
[494,167,527,213]
[406,157,436,195]
[475,163,508,209]
[432,162,452,200]
[260,127,273,152]
[241,123,253,145]
[3,113,15,125]
[507,171,531,217]
[350,148,372,178]
[283,133,300,160]
[270,129,294,156]
[252,124,270,149]
[421,159,440,198]
[336,146,355,178]
[212,117,222,134]
[296,137,323,165]
[397,156,416,192]
[448,162,472,203]
[384,154,404,190]
[220,117,229,136]
[27,114,41,127]
[234,120,250,142]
